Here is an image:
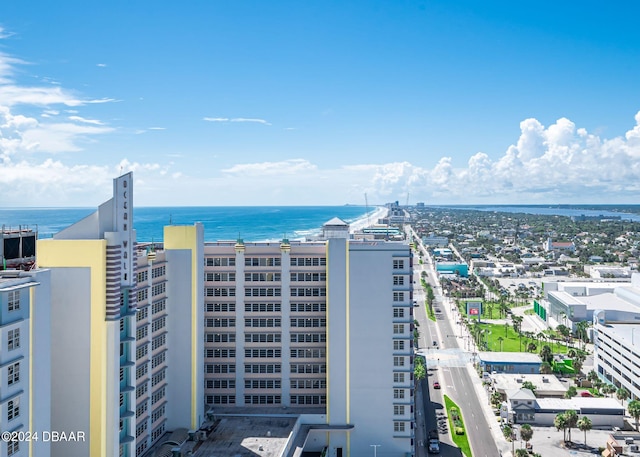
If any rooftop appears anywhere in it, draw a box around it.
[477,351,542,364]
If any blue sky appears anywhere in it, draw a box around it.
[1,1,640,206]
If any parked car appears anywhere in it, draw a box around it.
[580,391,593,397]
[433,381,441,389]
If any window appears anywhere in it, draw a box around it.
[152,369,166,387]
[152,317,166,332]
[152,351,166,369]
[393,292,405,302]
[137,270,148,283]
[394,422,406,432]
[7,362,19,385]
[393,259,404,270]
[291,303,326,312]
[244,257,281,267]
[393,340,405,351]
[151,404,165,423]
[7,328,20,350]
[245,303,281,312]
[206,287,237,297]
[136,401,148,418]
[152,333,166,350]
[151,265,166,278]
[394,405,405,415]
[394,372,405,383]
[393,308,405,318]
[137,289,148,302]
[136,420,148,438]
[137,307,148,322]
[393,324,405,334]
[290,318,326,328]
[245,287,281,297]
[152,299,166,315]
[394,389,405,399]
[8,290,20,311]
[151,424,166,442]
[151,282,166,297]
[245,318,282,328]
[205,257,235,267]
[151,386,166,405]
[290,288,325,297]
[7,397,19,421]
[290,333,326,343]
[290,395,327,405]
[136,364,149,380]
[290,257,326,266]
[245,272,281,282]
[245,333,281,343]
[393,275,405,285]
[393,356,405,367]
[7,439,19,456]
[137,326,148,340]
[206,318,236,328]
[244,395,281,404]
[136,383,149,399]
[136,344,149,360]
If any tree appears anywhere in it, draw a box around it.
[554,413,568,442]
[497,336,504,352]
[491,391,503,408]
[527,342,537,352]
[617,387,630,405]
[540,362,553,374]
[577,416,592,446]
[539,345,553,364]
[515,449,528,457]
[564,410,579,443]
[628,400,640,431]
[522,381,537,396]
[556,324,571,343]
[512,315,524,334]
[565,386,577,399]
[519,423,533,448]
[587,370,599,384]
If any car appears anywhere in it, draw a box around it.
[433,340,438,347]
[433,381,441,389]
[580,391,593,397]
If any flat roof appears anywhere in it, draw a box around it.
[536,397,624,412]
[493,374,567,394]
[601,324,640,348]
[193,416,298,457]
[478,351,541,364]
[581,293,640,313]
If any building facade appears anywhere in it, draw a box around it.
[0,269,51,457]
[202,219,415,456]
[36,173,203,457]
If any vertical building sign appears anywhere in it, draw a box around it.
[115,172,134,286]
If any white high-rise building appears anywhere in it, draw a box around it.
[36,173,203,457]
[203,218,415,456]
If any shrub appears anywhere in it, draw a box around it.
[455,427,465,435]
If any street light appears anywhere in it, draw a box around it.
[370,444,381,457]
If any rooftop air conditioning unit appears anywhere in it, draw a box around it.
[629,443,638,452]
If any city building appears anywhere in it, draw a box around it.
[202,218,415,457]
[0,269,51,457]
[36,173,203,457]
[477,352,542,375]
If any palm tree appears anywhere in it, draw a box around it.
[540,362,553,374]
[554,413,568,442]
[520,423,533,449]
[564,410,579,443]
[539,345,553,364]
[629,400,640,431]
[577,416,592,446]
[617,387,630,405]
[497,336,504,352]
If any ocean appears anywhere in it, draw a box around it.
[0,206,375,242]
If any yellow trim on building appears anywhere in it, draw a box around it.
[324,242,330,423]
[164,225,199,429]
[37,239,108,457]
[29,287,34,457]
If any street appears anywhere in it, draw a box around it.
[411,227,501,457]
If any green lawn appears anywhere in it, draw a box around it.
[444,394,472,457]
[472,322,569,354]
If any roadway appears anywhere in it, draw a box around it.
[410,227,501,457]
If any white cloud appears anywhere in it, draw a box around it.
[222,159,316,176]
[230,117,271,125]
[68,115,104,125]
[148,127,165,130]
[96,63,107,67]
[203,117,271,125]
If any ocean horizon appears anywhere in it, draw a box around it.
[0,205,378,242]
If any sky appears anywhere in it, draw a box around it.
[1,1,640,207]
